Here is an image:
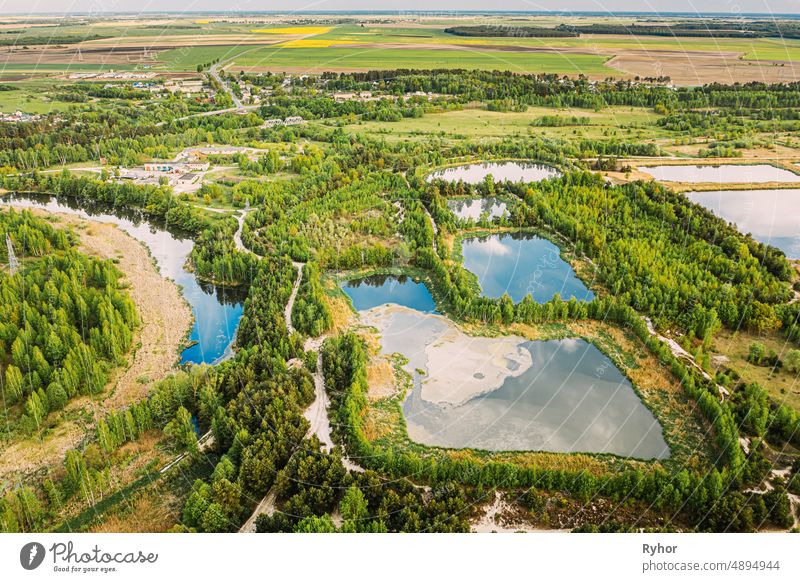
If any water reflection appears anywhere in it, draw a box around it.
[1,193,245,364]
[686,189,800,259]
[427,161,560,184]
[342,274,438,313]
[461,232,594,303]
[641,164,800,184]
[361,306,669,459]
[447,197,508,221]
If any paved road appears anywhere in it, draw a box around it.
[209,61,243,109]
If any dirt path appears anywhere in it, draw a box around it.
[643,317,729,399]
[422,205,438,255]
[239,322,364,534]
[744,465,800,531]
[0,209,192,481]
[303,350,334,451]
[471,491,570,533]
[239,488,277,533]
[285,261,304,335]
[233,207,259,257]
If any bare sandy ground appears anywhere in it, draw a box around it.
[472,490,570,533]
[424,324,531,406]
[360,304,531,407]
[0,209,191,481]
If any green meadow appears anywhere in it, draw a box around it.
[231,46,613,74]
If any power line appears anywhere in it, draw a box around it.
[6,234,19,274]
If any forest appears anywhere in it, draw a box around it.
[1,67,799,534]
[0,209,137,435]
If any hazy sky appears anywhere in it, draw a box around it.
[1,0,798,15]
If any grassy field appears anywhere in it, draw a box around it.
[0,78,87,113]
[232,46,613,74]
[155,45,263,71]
[711,328,800,412]
[338,105,669,142]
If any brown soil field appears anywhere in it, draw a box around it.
[607,49,800,85]
[0,46,159,66]
[0,36,283,66]
[335,42,603,55]
[79,34,288,47]
[0,209,192,482]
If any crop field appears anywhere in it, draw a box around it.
[232,46,613,74]
[0,17,799,82]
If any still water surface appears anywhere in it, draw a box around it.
[640,164,800,184]
[686,189,800,259]
[427,161,560,184]
[341,274,438,313]
[1,194,244,364]
[447,197,508,221]
[461,232,594,303]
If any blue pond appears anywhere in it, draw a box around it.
[1,194,245,365]
[686,189,800,259]
[461,232,594,303]
[341,274,438,313]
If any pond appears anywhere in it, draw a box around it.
[1,193,245,365]
[686,189,800,259]
[427,161,560,184]
[341,274,437,313]
[362,306,669,459]
[461,232,594,303]
[640,164,800,184]
[447,197,508,221]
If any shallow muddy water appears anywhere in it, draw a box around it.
[361,306,669,459]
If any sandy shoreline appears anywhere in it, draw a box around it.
[360,304,531,407]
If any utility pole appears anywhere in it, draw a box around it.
[6,234,19,274]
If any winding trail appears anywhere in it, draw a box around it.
[422,205,438,255]
[239,263,362,533]
[744,465,800,531]
[285,261,304,335]
[233,206,262,258]
[302,337,333,451]
[301,335,364,474]
[643,317,729,399]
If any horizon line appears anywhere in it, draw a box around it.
[2,10,800,17]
